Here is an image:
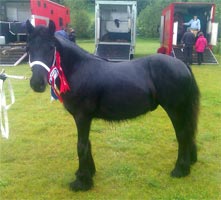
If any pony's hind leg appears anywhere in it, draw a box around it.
[70,115,96,191]
[167,106,198,178]
[164,74,199,177]
[190,141,197,164]
[171,129,196,178]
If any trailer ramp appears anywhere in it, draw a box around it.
[173,47,218,64]
[0,45,27,66]
[95,43,131,61]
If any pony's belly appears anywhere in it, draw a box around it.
[96,90,157,121]
[96,107,149,121]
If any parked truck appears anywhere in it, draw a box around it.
[95,0,137,61]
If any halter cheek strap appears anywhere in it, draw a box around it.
[28,48,56,72]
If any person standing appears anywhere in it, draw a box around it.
[195,32,208,65]
[68,28,76,43]
[55,26,69,40]
[183,15,201,37]
[181,28,195,65]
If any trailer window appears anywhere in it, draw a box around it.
[37,0,41,7]
[59,18,63,27]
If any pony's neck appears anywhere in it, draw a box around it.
[54,36,104,73]
[55,36,92,65]
[56,37,99,76]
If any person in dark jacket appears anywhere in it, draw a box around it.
[181,28,195,65]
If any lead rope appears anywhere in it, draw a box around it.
[0,69,28,139]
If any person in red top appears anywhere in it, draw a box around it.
[195,32,208,65]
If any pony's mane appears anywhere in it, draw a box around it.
[54,35,107,62]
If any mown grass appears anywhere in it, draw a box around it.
[0,39,221,200]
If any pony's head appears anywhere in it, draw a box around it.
[26,20,56,92]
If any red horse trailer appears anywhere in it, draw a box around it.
[0,0,70,66]
[30,0,70,30]
[159,2,218,64]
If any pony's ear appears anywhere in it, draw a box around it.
[26,20,34,34]
[48,20,56,36]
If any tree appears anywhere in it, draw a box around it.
[72,10,91,38]
[64,0,92,38]
[138,1,168,38]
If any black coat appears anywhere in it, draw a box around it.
[182,32,195,47]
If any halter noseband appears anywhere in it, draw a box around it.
[28,48,56,72]
[29,61,50,72]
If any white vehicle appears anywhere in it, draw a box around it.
[95,1,137,61]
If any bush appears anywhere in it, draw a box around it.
[137,3,163,38]
[212,38,221,55]
[72,10,91,39]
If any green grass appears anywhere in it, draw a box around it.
[0,39,221,200]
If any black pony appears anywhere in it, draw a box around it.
[26,20,200,191]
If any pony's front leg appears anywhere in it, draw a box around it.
[70,115,96,191]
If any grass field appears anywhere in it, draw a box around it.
[0,39,221,200]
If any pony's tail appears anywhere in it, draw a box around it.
[185,65,200,135]
[185,66,200,163]
[189,70,200,137]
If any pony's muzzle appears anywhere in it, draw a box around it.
[30,66,48,92]
[30,78,46,92]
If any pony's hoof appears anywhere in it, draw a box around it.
[170,167,190,178]
[70,179,93,191]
